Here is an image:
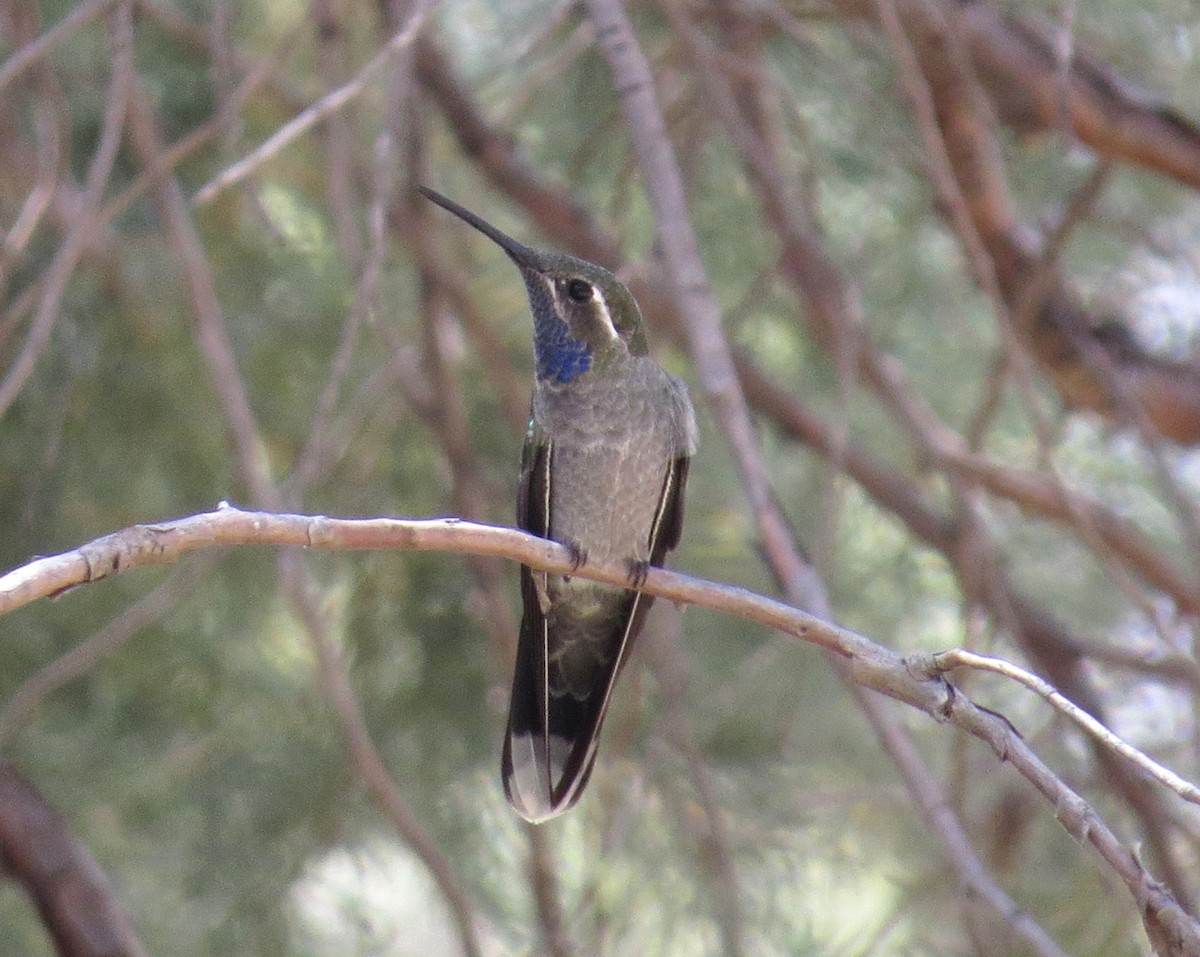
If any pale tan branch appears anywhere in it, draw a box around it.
[583,0,821,613]
[928,649,1200,806]
[1,504,1198,951]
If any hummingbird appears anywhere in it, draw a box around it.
[420,186,698,822]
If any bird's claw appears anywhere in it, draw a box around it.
[562,540,587,581]
[626,559,650,590]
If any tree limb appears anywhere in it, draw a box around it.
[1,504,1198,952]
[0,761,148,957]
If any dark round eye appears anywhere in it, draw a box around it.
[566,279,592,302]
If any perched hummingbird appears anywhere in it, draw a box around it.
[420,187,698,822]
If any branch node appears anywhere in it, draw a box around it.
[903,651,944,680]
[1053,791,1093,838]
[939,680,958,719]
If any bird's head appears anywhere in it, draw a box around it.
[420,186,648,384]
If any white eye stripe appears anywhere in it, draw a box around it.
[553,279,620,341]
[592,290,619,341]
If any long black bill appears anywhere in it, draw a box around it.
[418,186,544,272]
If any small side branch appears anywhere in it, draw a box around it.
[925,649,1200,806]
[192,2,434,206]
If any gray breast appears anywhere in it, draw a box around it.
[534,358,688,563]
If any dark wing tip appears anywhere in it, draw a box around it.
[503,730,591,824]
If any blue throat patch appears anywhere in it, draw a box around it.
[535,322,591,383]
[524,276,592,384]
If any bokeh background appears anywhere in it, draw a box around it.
[3,0,1200,954]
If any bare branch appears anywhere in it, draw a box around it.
[583,0,822,612]
[0,562,211,750]
[192,2,434,207]
[0,0,133,421]
[0,761,148,957]
[1,504,1198,951]
[0,0,119,95]
[929,649,1200,806]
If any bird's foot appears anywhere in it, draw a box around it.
[562,539,588,581]
[625,559,651,590]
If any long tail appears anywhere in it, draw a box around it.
[501,578,650,822]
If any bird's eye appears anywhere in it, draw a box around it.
[566,279,592,302]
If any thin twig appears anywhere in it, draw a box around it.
[277,551,485,957]
[0,0,119,94]
[851,682,1072,957]
[312,0,366,270]
[101,18,300,226]
[525,824,578,957]
[286,70,394,499]
[0,561,212,751]
[0,1,133,420]
[192,2,434,206]
[928,649,1200,806]
[649,624,747,957]
[125,88,276,504]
